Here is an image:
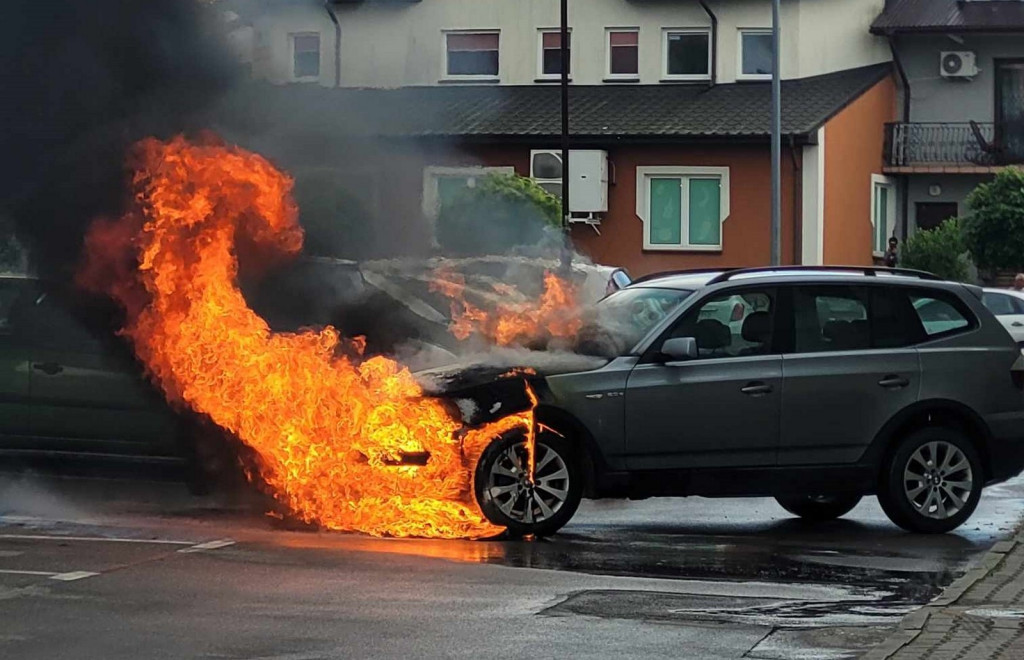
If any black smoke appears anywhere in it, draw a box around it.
[0,0,241,280]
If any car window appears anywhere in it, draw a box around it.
[589,286,693,347]
[665,288,775,359]
[870,287,927,348]
[983,292,1022,316]
[0,280,26,336]
[911,294,971,337]
[793,286,869,353]
[10,290,107,352]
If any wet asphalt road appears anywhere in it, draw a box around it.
[1,471,1023,659]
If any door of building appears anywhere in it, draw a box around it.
[996,60,1024,163]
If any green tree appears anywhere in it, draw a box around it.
[436,174,562,255]
[963,167,1024,272]
[901,218,971,282]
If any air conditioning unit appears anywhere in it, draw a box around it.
[940,51,978,79]
[529,150,609,214]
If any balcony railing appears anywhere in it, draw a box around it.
[883,122,1010,168]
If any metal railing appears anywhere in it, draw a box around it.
[884,122,1003,167]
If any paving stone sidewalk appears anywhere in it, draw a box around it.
[865,527,1024,659]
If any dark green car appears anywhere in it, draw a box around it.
[0,275,208,482]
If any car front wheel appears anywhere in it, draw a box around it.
[877,427,983,534]
[474,428,583,538]
[775,494,862,521]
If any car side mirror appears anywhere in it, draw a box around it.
[661,337,698,362]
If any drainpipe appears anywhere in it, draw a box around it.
[324,1,341,88]
[888,35,911,240]
[789,135,802,265]
[698,0,718,86]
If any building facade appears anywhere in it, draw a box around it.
[228,0,898,275]
[874,0,1024,237]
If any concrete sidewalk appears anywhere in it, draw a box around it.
[866,527,1024,659]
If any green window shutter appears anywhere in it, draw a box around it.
[650,178,682,245]
[874,184,888,252]
[688,178,721,246]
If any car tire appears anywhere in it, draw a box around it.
[775,494,862,521]
[877,427,984,534]
[474,427,583,538]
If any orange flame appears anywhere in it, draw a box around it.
[78,136,532,539]
[431,269,582,346]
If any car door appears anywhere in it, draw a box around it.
[20,289,179,454]
[779,285,920,466]
[982,291,1024,343]
[624,287,781,470]
[0,278,34,438]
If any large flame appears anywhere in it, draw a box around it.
[431,268,582,346]
[79,136,531,539]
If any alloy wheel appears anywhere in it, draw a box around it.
[903,440,974,520]
[484,441,570,525]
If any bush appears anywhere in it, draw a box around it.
[901,218,971,282]
[436,174,562,255]
[963,167,1024,272]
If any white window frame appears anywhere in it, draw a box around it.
[537,28,572,81]
[422,166,515,221]
[871,174,897,257]
[661,28,712,82]
[737,29,773,81]
[442,30,501,82]
[605,27,640,81]
[290,32,321,82]
[636,166,731,251]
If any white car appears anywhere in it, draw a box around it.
[981,288,1024,345]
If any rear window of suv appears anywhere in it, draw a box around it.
[786,285,974,353]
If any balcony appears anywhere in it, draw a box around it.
[884,122,1024,173]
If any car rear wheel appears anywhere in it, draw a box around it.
[877,427,983,534]
[474,428,583,538]
[775,494,862,521]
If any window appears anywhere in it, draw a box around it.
[663,30,710,80]
[607,29,639,79]
[738,30,773,79]
[793,287,870,353]
[445,32,500,78]
[538,30,570,79]
[983,292,1024,317]
[911,294,972,338]
[637,167,730,251]
[422,166,515,220]
[915,202,958,231]
[665,289,775,359]
[292,33,320,80]
[872,175,896,255]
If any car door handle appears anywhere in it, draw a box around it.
[740,382,773,396]
[878,375,910,389]
[32,362,63,376]
[1013,322,1024,327]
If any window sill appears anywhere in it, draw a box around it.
[438,77,500,85]
[660,78,712,84]
[604,77,640,83]
[736,75,773,82]
[534,77,573,83]
[643,245,723,253]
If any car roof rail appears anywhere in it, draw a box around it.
[630,268,735,286]
[704,265,941,286]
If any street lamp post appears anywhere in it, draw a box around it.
[770,0,782,266]
[559,0,571,273]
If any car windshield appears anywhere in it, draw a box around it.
[576,286,693,356]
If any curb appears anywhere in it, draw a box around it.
[861,530,1024,660]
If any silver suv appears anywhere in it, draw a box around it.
[459,267,1024,537]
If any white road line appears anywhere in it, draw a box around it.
[178,539,235,553]
[49,571,99,582]
[0,534,193,545]
[0,569,57,577]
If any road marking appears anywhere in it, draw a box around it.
[0,569,57,577]
[49,571,99,582]
[178,539,235,553]
[0,534,192,545]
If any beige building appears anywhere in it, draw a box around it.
[238,0,890,88]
